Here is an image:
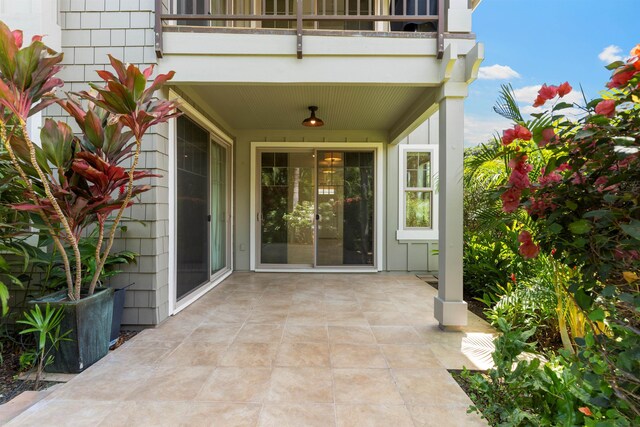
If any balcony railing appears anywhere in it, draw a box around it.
[154,0,444,59]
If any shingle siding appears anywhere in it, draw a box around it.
[46,0,169,327]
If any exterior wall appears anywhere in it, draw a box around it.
[233,130,388,271]
[386,115,439,272]
[51,0,170,326]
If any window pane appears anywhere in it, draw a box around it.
[406,191,432,228]
[407,152,419,169]
[406,170,418,187]
[418,152,431,187]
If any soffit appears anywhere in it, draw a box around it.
[180,84,429,131]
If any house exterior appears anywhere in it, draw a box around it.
[1,0,483,328]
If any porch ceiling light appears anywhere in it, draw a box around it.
[302,106,324,127]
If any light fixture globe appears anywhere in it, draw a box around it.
[302,106,324,127]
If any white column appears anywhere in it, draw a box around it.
[434,94,467,328]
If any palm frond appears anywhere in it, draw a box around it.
[493,84,524,122]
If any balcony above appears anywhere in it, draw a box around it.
[155,0,478,59]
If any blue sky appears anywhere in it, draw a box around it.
[465,0,640,146]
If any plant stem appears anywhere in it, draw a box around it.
[0,123,75,299]
[88,138,142,295]
[17,120,83,300]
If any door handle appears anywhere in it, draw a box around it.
[315,214,321,221]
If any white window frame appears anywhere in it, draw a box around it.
[397,144,438,241]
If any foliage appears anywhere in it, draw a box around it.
[464,319,596,426]
[469,44,640,423]
[0,21,179,301]
[17,303,70,390]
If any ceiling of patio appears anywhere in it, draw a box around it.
[178,84,430,131]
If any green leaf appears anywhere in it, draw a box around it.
[553,102,573,110]
[548,222,563,234]
[568,219,591,235]
[620,220,640,241]
[605,60,624,70]
[588,309,605,322]
[565,200,578,211]
[0,283,8,316]
[575,129,595,140]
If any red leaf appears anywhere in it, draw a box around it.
[12,30,23,49]
[31,35,43,43]
[96,69,117,82]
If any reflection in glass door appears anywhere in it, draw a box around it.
[176,115,230,300]
[317,151,374,266]
[176,116,209,299]
[260,151,315,265]
[258,149,374,268]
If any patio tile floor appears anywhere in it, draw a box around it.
[7,273,494,426]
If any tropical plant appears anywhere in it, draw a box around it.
[17,303,70,390]
[0,21,179,301]
[464,319,597,426]
[471,43,640,422]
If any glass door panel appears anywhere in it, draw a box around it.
[176,116,210,299]
[260,151,315,265]
[317,151,374,266]
[211,142,227,274]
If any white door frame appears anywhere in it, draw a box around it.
[249,141,384,272]
[168,90,234,315]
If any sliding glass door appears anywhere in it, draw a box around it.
[176,115,230,300]
[257,149,375,268]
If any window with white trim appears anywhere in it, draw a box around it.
[397,144,438,241]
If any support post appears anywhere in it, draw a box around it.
[434,94,467,328]
[296,0,303,59]
[155,0,164,58]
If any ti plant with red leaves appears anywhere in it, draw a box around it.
[0,21,179,301]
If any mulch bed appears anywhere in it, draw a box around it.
[449,369,491,423]
[0,330,138,405]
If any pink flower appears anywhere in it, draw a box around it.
[595,99,616,117]
[556,163,570,172]
[500,187,522,213]
[533,95,546,108]
[538,84,558,100]
[557,81,572,97]
[606,69,637,89]
[518,231,540,259]
[502,128,516,145]
[514,125,532,141]
[509,168,531,188]
[539,128,557,147]
[538,170,562,186]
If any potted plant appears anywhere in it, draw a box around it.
[0,21,179,372]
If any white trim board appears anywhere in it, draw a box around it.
[249,141,384,272]
[397,143,439,241]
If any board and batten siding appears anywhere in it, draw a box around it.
[386,115,439,272]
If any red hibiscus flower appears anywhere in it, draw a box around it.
[538,84,558,100]
[518,231,540,259]
[533,95,546,108]
[557,81,572,97]
[514,125,532,141]
[595,99,616,117]
[500,187,522,213]
[606,69,637,89]
[502,128,516,145]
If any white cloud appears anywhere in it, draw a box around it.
[464,115,512,147]
[513,85,541,103]
[478,64,521,80]
[598,45,622,63]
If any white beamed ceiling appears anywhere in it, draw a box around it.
[180,84,430,131]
